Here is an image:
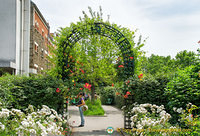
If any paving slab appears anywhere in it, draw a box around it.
[68,105,124,136]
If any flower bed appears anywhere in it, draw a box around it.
[0,104,71,136]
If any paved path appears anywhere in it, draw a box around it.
[68,105,124,136]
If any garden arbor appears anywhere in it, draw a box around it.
[58,22,135,128]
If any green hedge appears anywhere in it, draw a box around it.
[99,86,115,105]
[165,65,200,124]
[124,74,169,107]
[0,74,64,113]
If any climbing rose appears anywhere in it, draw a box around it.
[124,95,128,98]
[81,70,85,74]
[138,73,143,79]
[118,65,124,68]
[126,91,131,95]
[56,88,60,93]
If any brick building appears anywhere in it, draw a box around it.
[29,2,54,74]
[0,0,54,76]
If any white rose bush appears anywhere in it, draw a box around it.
[0,103,71,136]
[121,102,199,136]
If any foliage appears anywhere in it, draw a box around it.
[0,104,71,136]
[99,86,116,105]
[123,74,169,107]
[83,98,105,116]
[49,7,145,101]
[0,74,64,114]
[172,103,200,135]
[114,94,124,109]
[140,54,176,76]
[175,50,197,69]
[165,65,200,123]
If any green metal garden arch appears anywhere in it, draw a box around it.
[60,22,134,128]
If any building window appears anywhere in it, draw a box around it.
[35,21,39,31]
[41,48,44,58]
[34,64,38,69]
[42,29,44,37]
[34,42,39,53]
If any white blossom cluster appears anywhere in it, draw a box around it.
[131,103,171,130]
[0,105,69,136]
[173,107,184,114]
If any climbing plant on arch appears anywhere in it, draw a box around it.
[56,21,135,80]
[52,10,145,128]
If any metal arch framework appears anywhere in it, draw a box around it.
[60,22,134,129]
[61,22,135,79]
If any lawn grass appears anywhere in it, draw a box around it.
[83,98,105,116]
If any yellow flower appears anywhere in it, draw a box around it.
[72,80,75,82]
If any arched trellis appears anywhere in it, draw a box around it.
[60,22,134,79]
[59,22,134,128]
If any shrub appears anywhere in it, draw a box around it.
[123,74,169,107]
[0,104,71,135]
[99,86,115,105]
[0,75,64,114]
[165,65,200,124]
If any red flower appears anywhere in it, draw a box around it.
[81,70,85,74]
[126,91,131,95]
[130,57,133,59]
[80,88,83,90]
[56,88,60,93]
[126,80,130,85]
[74,83,76,86]
[112,83,114,87]
[67,64,69,67]
[124,95,128,98]
[118,65,124,68]
[138,73,143,79]
[84,83,92,90]
[66,101,69,103]
[70,70,73,73]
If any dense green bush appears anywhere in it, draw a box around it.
[124,74,169,106]
[114,94,124,109]
[99,86,115,105]
[0,74,64,113]
[165,65,200,124]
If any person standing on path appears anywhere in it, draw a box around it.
[76,92,85,127]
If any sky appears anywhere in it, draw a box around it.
[32,0,200,57]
